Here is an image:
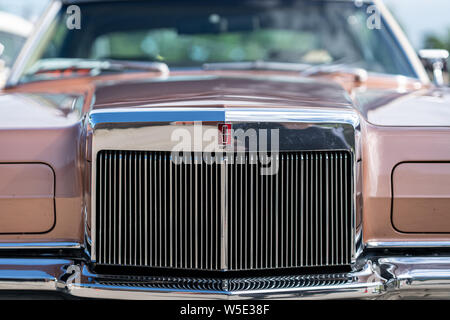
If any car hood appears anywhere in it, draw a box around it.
[91,74,354,110]
[6,71,450,127]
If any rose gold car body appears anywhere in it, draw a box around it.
[0,0,450,299]
[0,69,449,248]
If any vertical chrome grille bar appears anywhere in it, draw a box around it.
[118,152,122,265]
[143,153,147,266]
[100,152,105,263]
[329,152,333,266]
[334,152,338,265]
[306,152,310,266]
[112,153,116,264]
[108,152,112,264]
[194,153,198,269]
[325,152,329,265]
[344,153,351,261]
[249,153,254,269]
[319,153,323,266]
[216,156,220,270]
[295,153,298,267]
[280,153,284,267]
[123,153,127,265]
[220,154,228,270]
[289,154,298,267]
[169,153,173,268]
[256,154,260,269]
[266,155,270,268]
[339,153,344,265]
[127,153,131,265]
[199,153,203,269]
[315,153,319,266]
[150,152,155,267]
[300,153,304,267]
[265,155,269,268]
[189,153,193,269]
[134,153,137,266]
[275,153,278,268]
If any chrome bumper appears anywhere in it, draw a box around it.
[1,257,450,299]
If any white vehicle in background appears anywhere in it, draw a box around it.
[0,11,33,86]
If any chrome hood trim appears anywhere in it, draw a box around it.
[89,107,359,129]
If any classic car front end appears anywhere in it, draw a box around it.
[0,0,449,299]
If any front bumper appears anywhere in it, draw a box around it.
[0,256,449,299]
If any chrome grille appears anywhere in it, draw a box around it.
[95,273,352,292]
[95,150,353,271]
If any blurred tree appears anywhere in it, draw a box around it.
[424,29,450,51]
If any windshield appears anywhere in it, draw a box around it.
[20,0,418,83]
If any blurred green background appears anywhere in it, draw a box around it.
[384,0,450,83]
[384,0,450,52]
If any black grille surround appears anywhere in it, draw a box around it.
[94,150,353,272]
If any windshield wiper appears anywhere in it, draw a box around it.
[299,63,368,82]
[26,58,169,78]
[202,60,368,82]
[203,60,310,72]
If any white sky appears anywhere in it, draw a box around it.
[0,0,49,23]
[383,0,450,49]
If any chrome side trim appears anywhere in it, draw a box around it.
[366,241,450,248]
[0,242,82,249]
